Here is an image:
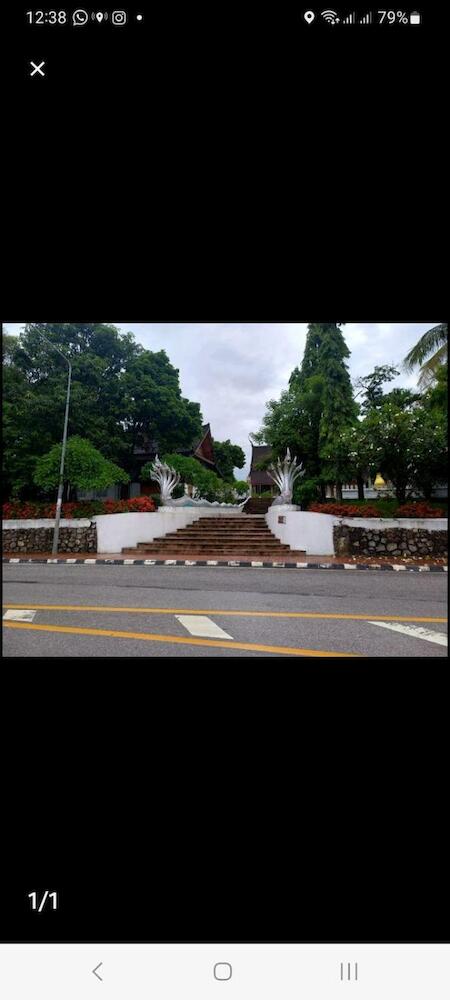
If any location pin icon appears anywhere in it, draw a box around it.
[96,11,103,21]
[304,10,315,23]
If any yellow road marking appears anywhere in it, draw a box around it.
[2,604,447,623]
[2,621,361,657]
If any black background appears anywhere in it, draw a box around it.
[2,2,448,945]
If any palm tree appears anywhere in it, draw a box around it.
[403,323,448,388]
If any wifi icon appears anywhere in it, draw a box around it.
[321,9,340,22]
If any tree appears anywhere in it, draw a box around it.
[403,323,448,388]
[212,439,246,482]
[4,324,203,496]
[233,480,249,496]
[120,349,203,469]
[422,362,448,420]
[254,324,357,501]
[360,396,447,503]
[2,331,51,499]
[353,365,400,415]
[33,436,129,500]
[315,325,358,499]
[348,365,401,498]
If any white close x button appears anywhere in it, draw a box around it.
[30,61,45,77]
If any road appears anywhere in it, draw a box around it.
[2,564,447,658]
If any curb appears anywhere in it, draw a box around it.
[3,558,447,572]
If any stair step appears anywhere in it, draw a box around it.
[121,551,306,558]
[120,512,303,558]
[121,550,306,558]
[134,547,293,553]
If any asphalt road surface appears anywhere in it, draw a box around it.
[2,564,448,658]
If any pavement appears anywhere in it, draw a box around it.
[2,562,447,658]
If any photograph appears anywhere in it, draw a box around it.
[3,322,447,659]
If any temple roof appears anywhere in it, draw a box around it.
[191,423,216,468]
[249,444,274,486]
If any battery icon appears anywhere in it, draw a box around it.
[410,11,421,24]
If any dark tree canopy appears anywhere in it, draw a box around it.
[256,323,357,498]
[212,439,246,482]
[353,365,400,415]
[2,324,203,499]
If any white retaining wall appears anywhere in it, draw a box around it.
[265,508,448,556]
[93,507,246,553]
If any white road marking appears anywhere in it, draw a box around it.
[3,609,36,622]
[369,621,447,647]
[175,615,234,640]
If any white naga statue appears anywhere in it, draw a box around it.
[267,448,305,506]
[148,455,181,504]
[148,455,248,508]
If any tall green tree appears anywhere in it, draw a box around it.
[212,439,246,482]
[314,324,358,498]
[360,392,447,503]
[353,364,400,415]
[254,323,357,500]
[348,365,401,497]
[120,348,203,469]
[403,322,448,388]
[422,361,448,420]
[3,324,203,497]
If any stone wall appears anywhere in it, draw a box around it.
[333,524,448,558]
[3,525,97,553]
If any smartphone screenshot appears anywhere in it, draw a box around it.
[2,4,448,997]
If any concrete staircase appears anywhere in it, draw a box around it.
[242,497,273,514]
[121,515,305,560]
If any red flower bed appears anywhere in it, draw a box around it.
[3,497,156,519]
[308,503,381,517]
[307,501,446,519]
[395,502,445,518]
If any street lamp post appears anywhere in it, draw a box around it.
[38,334,72,555]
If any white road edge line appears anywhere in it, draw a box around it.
[175,615,234,640]
[368,621,447,647]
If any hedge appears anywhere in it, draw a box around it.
[2,497,156,519]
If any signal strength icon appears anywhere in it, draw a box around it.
[343,12,356,23]
[321,9,340,23]
[359,11,372,23]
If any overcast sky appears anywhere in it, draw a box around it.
[3,323,438,478]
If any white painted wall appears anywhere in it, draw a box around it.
[266,508,448,556]
[93,507,247,553]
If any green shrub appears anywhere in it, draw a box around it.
[293,477,321,508]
